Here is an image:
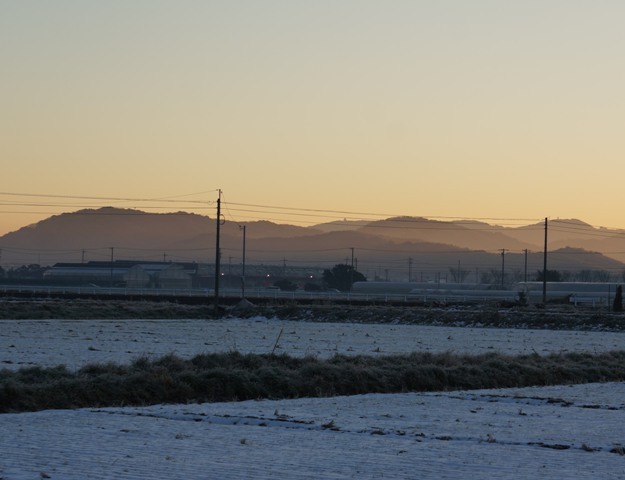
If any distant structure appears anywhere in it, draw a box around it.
[44,261,197,289]
[43,260,325,290]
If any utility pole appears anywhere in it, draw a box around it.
[214,190,223,312]
[239,225,246,299]
[500,249,506,287]
[524,249,528,283]
[408,257,413,282]
[110,247,114,287]
[543,217,548,305]
[350,247,355,291]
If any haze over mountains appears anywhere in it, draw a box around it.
[1,208,625,281]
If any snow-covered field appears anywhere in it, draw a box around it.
[2,317,625,479]
[4,317,625,370]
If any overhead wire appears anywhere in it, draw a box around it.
[5,190,625,233]
[223,201,543,228]
[6,190,625,233]
[0,190,217,205]
[2,191,625,275]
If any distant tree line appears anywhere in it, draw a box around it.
[267,264,367,292]
[0,264,47,281]
[322,264,366,292]
[3,262,625,289]
[475,268,625,285]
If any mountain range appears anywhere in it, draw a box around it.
[1,208,625,282]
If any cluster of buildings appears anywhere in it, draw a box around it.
[42,261,324,291]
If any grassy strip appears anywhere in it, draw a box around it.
[2,300,625,332]
[2,350,625,413]
[0,299,216,320]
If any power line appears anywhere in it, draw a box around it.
[0,190,217,205]
[223,201,543,226]
[6,190,625,232]
[7,191,625,234]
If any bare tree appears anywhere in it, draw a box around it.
[592,270,612,282]
[449,266,471,283]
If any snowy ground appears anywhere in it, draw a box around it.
[2,317,625,479]
[3,317,625,370]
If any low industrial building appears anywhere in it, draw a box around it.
[44,261,198,289]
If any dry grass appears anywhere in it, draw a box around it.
[2,298,625,332]
[3,350,625,413]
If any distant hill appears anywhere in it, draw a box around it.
[312,219,371,233]
[354,216,531,251]
[0,207,211,253]
[1,208,625,282]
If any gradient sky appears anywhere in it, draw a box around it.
[2,1,625,236]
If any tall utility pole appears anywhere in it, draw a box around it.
[543,217,548,305]
[500,249,506,287]
[239,225,246,299]
[350,247,355,291]
[408,257,413,282]
[524,249,528,282]
[110,247,114,287]
[214,190,223,311]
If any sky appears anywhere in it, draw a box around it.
[2,1,625,236]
